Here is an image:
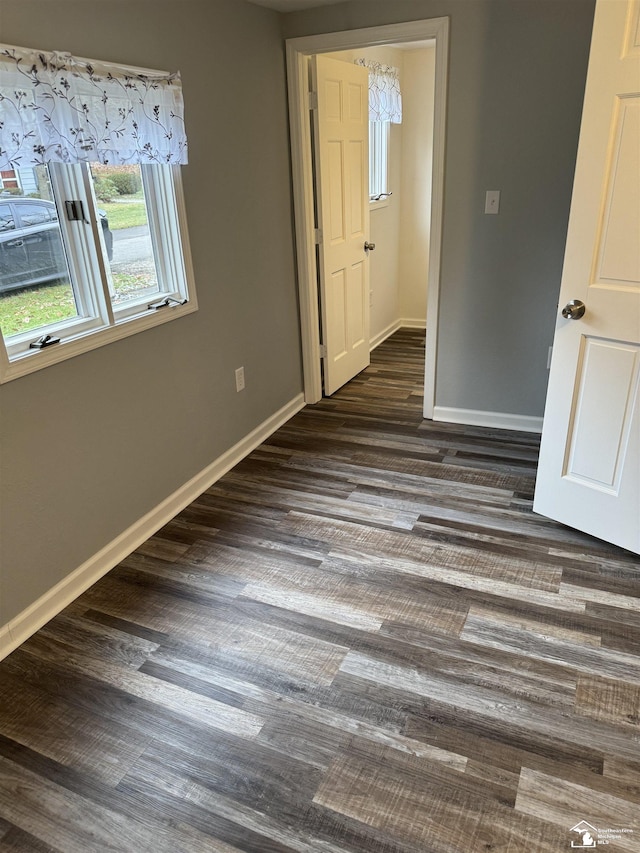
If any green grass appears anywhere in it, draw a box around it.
[100,200,148,230]
[0,282,76,336]
[0,272,157,336]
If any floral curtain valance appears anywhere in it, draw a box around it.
[0,44,187,170]
[355,59,402,124]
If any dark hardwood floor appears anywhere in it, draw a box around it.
[1,328,639,852]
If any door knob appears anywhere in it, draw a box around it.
[364,241,376,252]
[561,299,586,320]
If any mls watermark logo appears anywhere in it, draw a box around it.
[569,819,634,847]
[570,821,598,848]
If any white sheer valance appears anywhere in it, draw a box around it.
[0,44,187,169]
[355,59,402,124]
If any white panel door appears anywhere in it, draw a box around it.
[312,55,371,396]
[534,0,640,553]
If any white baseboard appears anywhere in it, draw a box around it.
[0,624,11,656]
[433,406,543,434]
[370,319,426,351]
[370,320,400,350]
[0,393,305,662]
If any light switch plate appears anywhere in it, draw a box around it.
[485,190,500,214]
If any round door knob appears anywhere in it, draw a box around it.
[561,299,586,320]
[364,241,376,252]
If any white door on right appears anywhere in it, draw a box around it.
[533,0,640,554]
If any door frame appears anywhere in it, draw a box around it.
[286,17,450,414]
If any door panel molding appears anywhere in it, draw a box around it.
[564,337,640,492]
[595,96,640,288]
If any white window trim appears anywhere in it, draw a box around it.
[0,165,197,383]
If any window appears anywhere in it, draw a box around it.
[369,120,391,201]
[14,201,53,226]
[355,59,402,205]
[0,43,195,382]
[0,169,20,191]
[0,208,14,232]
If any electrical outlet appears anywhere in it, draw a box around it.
[369,291,373,307]
[235,366,245,392]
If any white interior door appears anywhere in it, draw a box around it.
[312,54,371,396]
[533,0,640,554]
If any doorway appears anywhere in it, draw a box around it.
[286,17,449,418]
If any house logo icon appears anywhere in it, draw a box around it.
[570,821,598,847]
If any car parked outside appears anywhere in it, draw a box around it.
[0,197,113,294]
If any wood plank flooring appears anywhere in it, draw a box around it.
[1,328,640,852]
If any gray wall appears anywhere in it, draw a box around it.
[283,0,595,416]
[0,0,302,625]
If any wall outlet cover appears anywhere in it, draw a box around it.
[485,190,500,214]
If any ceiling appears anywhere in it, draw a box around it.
[246,0,344,12]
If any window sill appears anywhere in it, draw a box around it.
[370,199,390,212]
[0,298,198,383]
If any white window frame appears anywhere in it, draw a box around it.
[0,163,197,383]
